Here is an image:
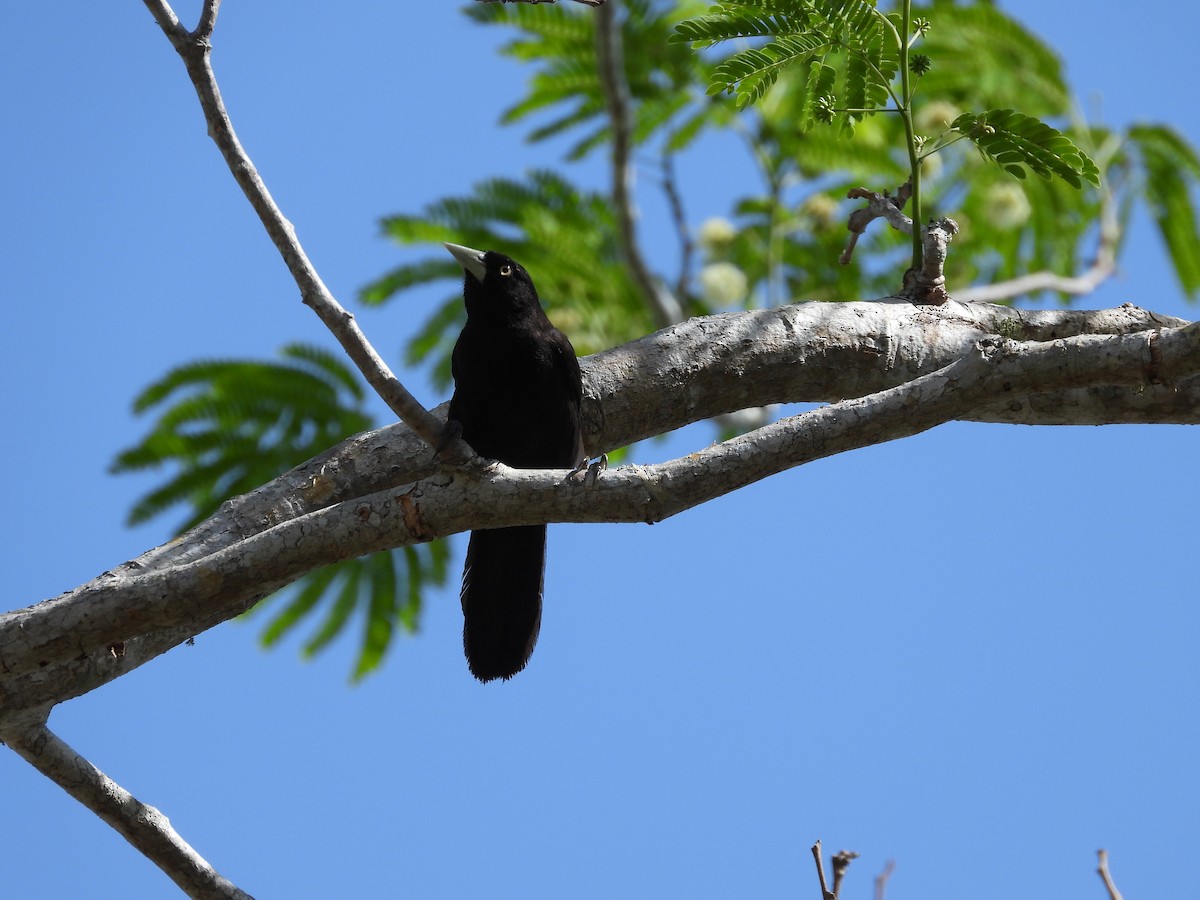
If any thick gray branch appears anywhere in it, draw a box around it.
[3,317,1198,716]
[2,722,253,900]
[70,300,1200,584]
[2,300,1194,714]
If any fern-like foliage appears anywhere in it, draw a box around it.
[1127,124,1200,298]
[113,344,372,527]
[111,343,448,680]
[363,170,655,388]
[259,542,449,681]
[468,0,718,158]
[673,0,898,121]
[917,1,1068,115]
[952,109,1100,189]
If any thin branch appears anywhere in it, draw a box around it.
[3,721,254,900]
[843,166,1120,306]
[842,184,957,303]
[660,152,694,303]
[897,0,923,272]
[841,182,914,263]
[955,178,1120,304]
[830,849,859,898]
[141,0,457,457]
[594,0,683,326]
[194,0,219,38]
[874,860,896,900]
[811,839,858,900]
[812,840,833,900]
[1097,849,1124,900]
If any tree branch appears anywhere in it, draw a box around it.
[843,168,1122,306]
[4,316,1198,715]
[98,300,1195,585]
[812,840,833,900]
[874,860,895,900]
[594,0,683,326]
[141,0,456,456]
[1096,849,1124,900]
[2,302,1191,712]
[841,184,959,304]
[661,152,694,303]
[2,721,253,900]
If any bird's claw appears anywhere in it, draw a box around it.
[435,420,475,466]
[568,453,608,485]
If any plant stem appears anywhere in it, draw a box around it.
[897,0,922,271]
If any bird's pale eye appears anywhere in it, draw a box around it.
[499,264,513,277]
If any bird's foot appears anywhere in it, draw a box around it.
[435,420,475,466]
[568,453,608,485]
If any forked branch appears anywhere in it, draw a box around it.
[841,183,959,305]
[811,840,859,900]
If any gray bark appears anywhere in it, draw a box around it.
[2,299,1196,725]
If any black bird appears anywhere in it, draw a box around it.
[444,242,584,682]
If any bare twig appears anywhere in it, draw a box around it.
[141,0,458,458]
[4,721,253,900]
[811,841,857,899]
[842,181,914,264]
[874,860,895,900]
[1097,849,1124,900]
[842,185,957,304]
[594,0,683,326]
[845,166,1120,306]
[906,217,960,305]
[812,840,833,900]
[831,849,859,897]
[661,152,694,304]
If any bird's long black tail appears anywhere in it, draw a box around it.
[461,525,546,682]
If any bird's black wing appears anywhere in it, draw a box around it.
[546,326,586,469]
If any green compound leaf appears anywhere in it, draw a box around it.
[676,0,894,115]
[952,109,1100,189]
[1127,123,1200,298]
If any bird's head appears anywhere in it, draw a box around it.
[444,242,542,319]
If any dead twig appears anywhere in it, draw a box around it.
[812,840,859,900]
[1097,849,1124,900]
[874,860,895,900]
[842,183,958,305]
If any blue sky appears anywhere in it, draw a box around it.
[2,2,1197,898]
